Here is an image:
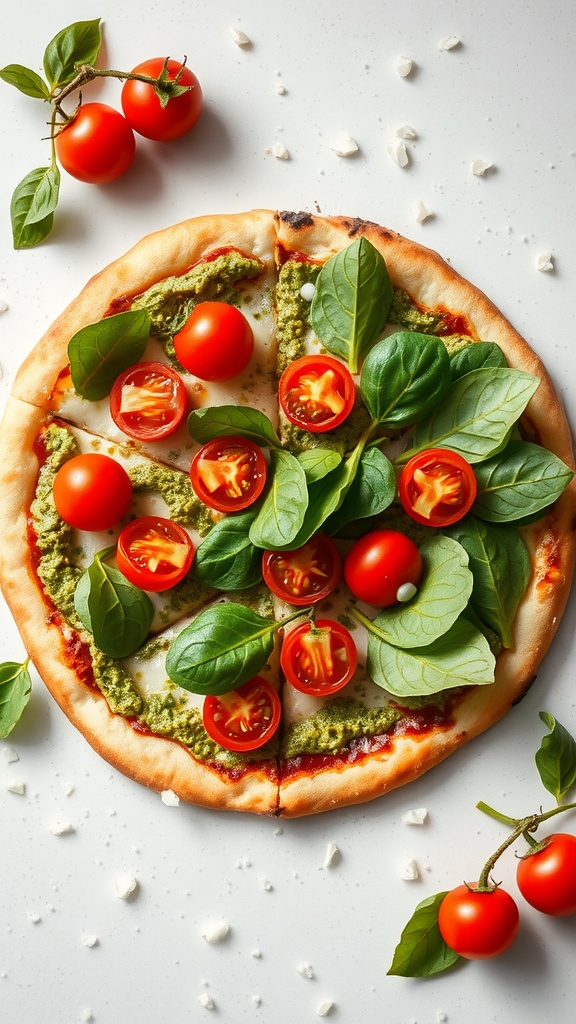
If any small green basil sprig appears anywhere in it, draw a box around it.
[74,548,154,659]
[0,660,32,737]
[388,712,576,978]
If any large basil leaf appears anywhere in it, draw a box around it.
[187,406,282,449]
[367,617,495,697]
[43,18,102,89]
[449,341,507,381]
[472,440,574,522]
[0,661,32,738]
[248,448,309,549]
[68,310,151,401]
[535,711,576,803]
[310,237,392,372]
[10,168,56,249]
[74,552,154,659]
[447,516,530,647]
[0,64,50,99]
[360,332,451,428]
[192,512,262,590]
[324,446,396,533]
[387,892,460,977]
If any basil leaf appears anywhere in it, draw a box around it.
[68,310,151,401]
[193,512,262,590]
[310,237,392,373]
[450,341,507,380]
[368,536,473,649]
[407,367,540,465]
[166,603,278,694]
[249,449,309,549]
[447,517,530,647]
[324,446,396,533]
[472,440,574,522]
[388,892,460,977]
[535,711,576,803]
[296,448,342,483]
[281,440,366,549]
[367,617,495,697]
[24,164,60,226]
[187,406,282,448]
[0,64,50,99]
[74,553,154,659]
[0,661,32,738]
[10,168,56,249]
[360,332,451,428]
[43,18,102,89]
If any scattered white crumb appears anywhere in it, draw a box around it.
[198,992,215,1010]
[26,912,41,924]
[402,807,429,825]
[300,282,316,302]
[436,1011,448,1023]
[471,158,493,176]
[251,995,261,1007]
[49,820,75,836]
[396,124,417,140]
[297,961,315,979]
[395,55,414,78]
[399,857,420,880]
[251,948,262,959]
[387,139,409,167]
[274,82,287,95]
[0,299,8,314]
[535,251,554,272]
[63,782,75,796]
[317,1000,336,1017]
[202,920,230,944]
[439,35,461,50]
[79,1010,93,1023]
[161,789,180,806]
[266,142,290,160]
[322,842,341,868]
[81,932,99,948]
[114,874,138,900]
[3,778,25,795]
[273,826,283,835]
[230,28,251,48]
[331,132,359,157]
[2,747,18,763]
[259,877,273,891]
[414,201,433,224]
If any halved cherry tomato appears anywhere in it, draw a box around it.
[398,447,477,527]
[52,453,133,531]
[110,361,187,441]
[116,516,194,592]
[202,675,281,752]
[190,436,267,513]
[278,354,355,433]
[262,533,342,606]
[280,619,357,696]
[343,529,423,607]
[173,302,254,381]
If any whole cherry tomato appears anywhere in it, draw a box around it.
[280,619,357,696]
[52,453,132,531]
[516,833,576,916]
[116,516,195,592]
[190,436,267,513]
[278,354,356,433]
[438,884,520,960]
[398,447,477,528]
[110,361,187,441]
[55,103,135,184]
[173,302,254,381]
[343,529,423,607]
[202,676,281,752]
[262,533,342,606]
[121,58,202,141]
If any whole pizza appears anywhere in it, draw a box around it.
[0,209,574,817]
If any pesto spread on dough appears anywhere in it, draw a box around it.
[275,260,321,374]
[281,698,402,758]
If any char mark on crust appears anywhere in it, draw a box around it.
[512,674,538,705]
[278,210,315,229]
[343,217,394,240]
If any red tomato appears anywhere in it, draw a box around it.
[343,529,423,607]
[262,533,342,606]
[190,436,267,512]
[278,354,355,433]
[55,103,135,184]
[116,516,194,592]
[398,447,477,527]
[202,676,281,752]
[110,361,187,441]
[52,453,132,531]
[121,58,202,141]
[516,833,576,916]
[173,302,254,381]
[438,884,520,960]
[280,619,357,696]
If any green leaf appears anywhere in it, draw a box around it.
[10,168,56,249]
[192,512,262,590]
[324,446,396,533]
[388,892,460,977]
[248,448,309,549]
[166,603,278,694]
[0,63,50,99]
[296,447,342,483]
[535,712,576,803]
[68,310,151,401]
[24,164,60,225]
[43,18,102,89]
[0,661,32,738]
[360,331,451,428]
[450,341,507,381]
[472,440,574,523]
[310,237,393,373]
[74,552,154,659]
[281,439,366,550]
[187,406,282,449]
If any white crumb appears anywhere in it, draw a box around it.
[395,55,414,78]
[0,299,8,314]
[535,251,554,272]
[49,820,75,836]
[439,35,461,50]
[317,1000,336,1017]
[402,807,429,825]
[259,877,273,891]
[396,124,417,140]
[81,932,99,948]
[322,842,341,868]
[114,874,138,900]
[414,201,433,224]
[2,747,18,763]
[266,142,290,160]
[331,132,359,157]
[251,948,262,959]
[251,994,262,1007]
[274,82,287,95]
[436,1012,449,1023]
[201,920,230,944]
[296,961,315,979]
[198,991,216,1010]
[471,158,494,176]
[79,1011,93,1023]
[387,138,409,168]
[3,778,25,795]
[161,789,180,806]
[398,857,420,880]
[26,912,41,924]
[230,28,251,48]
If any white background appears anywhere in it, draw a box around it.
[1,2,576,1022]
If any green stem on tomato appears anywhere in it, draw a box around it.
[51,60,191,125]
[475,799,576,890]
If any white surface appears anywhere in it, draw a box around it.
[1,2,576,1021]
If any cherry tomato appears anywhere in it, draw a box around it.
[262,533,342,606]
[190,436,267,513]
[278,354,355,433]
[116,516,194,592]
[173,302,254,381]
[280,619,357,696]
[52,453,133,531]
[121,58,202,141]
[398,447,477,527]
[438,884,520,960]
[110,361,187,441]
[202,676,281,752]
[516,833,576,916]
[55,103,135,184]
[343,529,423,607]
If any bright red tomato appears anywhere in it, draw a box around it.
[280,619,357,696]
[55,103,135,184]
[202,676,281,752]
[516,833,576,916]
[343,529,423,607]
[110,361,187,441]
[438,884,520,960]
[52,453,133,531]
[262,533,342,606]
[121,58,202,141]
[278,354,355,433]
[173,302,254,381]
[190,436,267,512]
[116,516,194,592]
[398,447,477,527]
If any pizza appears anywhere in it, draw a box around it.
[0,209,574,817]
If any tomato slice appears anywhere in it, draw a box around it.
[202,676,281,752]
[116,516,195,592]
[190,436,267,513]
[262,533,342,606]
[278,354,355,433]
[110,361,187,441]
[280,619,357,696]
[398,448,477,527]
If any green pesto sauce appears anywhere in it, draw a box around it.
[390,288,471,356]
[275,261,321,375]
[281,697,402,758]
[279,401,372,457]
[129,461,214,535]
